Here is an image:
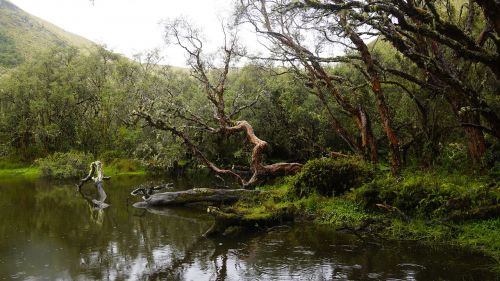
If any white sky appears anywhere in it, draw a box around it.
[9,0,252,67]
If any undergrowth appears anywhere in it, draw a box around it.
[226,158,500,269]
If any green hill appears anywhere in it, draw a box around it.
[0,0,95,68]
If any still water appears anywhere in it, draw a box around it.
[0,176,497,281]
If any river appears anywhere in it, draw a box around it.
[0,176,497,280]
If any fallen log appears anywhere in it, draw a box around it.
[132,188,259,208]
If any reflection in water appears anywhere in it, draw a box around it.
[0,176,497,280]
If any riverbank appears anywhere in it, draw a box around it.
[217,163,500,272]
[0,158,146,179]
[228,183,499,272]
[0,166,40,178]
[2,157,498,272]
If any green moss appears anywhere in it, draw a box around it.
[290,157,374,198]
[383,219,454,241]
[227,183,296,222]
[353,171,499,219]
[242,206,273,220]
[218,170,499,269]
[457,218,500,263]
[316,199,373,229]
[241,203,295,222]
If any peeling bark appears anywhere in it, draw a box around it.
[344,22,401,173]
[134,111,302,188]
[134,19,302,188]
[252,0,378,160]
[225,120,303,187]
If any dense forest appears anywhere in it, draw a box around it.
[1,0,498,179]
[0,0,499,276]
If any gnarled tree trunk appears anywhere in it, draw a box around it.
[134,19,302,189]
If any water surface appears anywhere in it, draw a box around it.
[0,176,497,280]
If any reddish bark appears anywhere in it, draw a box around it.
[445,92,486,164]
[254,0,378,161]
[225,121,303,187]
[344,23,401,173]
[135,18,302,188]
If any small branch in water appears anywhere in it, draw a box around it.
[130,183,174,200]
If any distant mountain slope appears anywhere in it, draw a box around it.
[0,0,96,67]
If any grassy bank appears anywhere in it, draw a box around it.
[0,166,40,178]
[0,157,146,179]
[219,159,500,270]
[0,158,40,178]
[233,181,500,270]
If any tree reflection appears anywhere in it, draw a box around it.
[0,178,497,280]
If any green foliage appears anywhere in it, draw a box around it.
[99,150,125,163]
[457,218,500,263]
[383,219,453,241]
[353,172,499,218]
[104,159,144,175]
[0,0,94,62]
[136,141,188,174]
[0,46,147,161]
[290,157,374,197]
[237,69,328,160]
[0,156,24,169]
[35,151,93,179]
[0,31,22,67]
[436,143,469,172]
[316,198,371,229]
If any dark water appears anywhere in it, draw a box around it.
[0,176,497,281]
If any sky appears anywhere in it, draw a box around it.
[9,0,251,67]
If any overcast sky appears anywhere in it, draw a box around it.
[9,0,251,67]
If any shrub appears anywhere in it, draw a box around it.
[290,157,374,198]
[0,156,25,169]
[353,173,499,218]
[36,151,94,179]
[439,143,467,165]
[108,158,140,172]
[99,150,124,163]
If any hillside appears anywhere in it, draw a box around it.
[0,0,95,68]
